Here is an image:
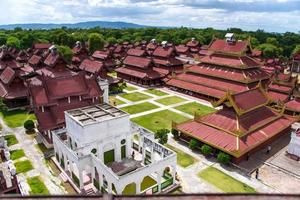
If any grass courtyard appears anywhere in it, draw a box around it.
[4,135,18,147]
[0,109,36,128]
[145,89,168,96]
[27,176,49,195]
[155,96,187,106]
[15,160,34,174]
[198,167,256,193]
[109,96,125,106]
[10,149,25,160]
[131,110,188,132]
[119,92,152,102]
[120,102,159,114]
[174,102,216,116]
[124,85,138,91]
[165,144,198,168]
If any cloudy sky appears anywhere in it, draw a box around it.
[1,0,300,32]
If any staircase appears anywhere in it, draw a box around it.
[84,188,96,195]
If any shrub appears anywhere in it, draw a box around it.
[171,129,179,139]
[217,152,231,165]
[201,144,212,156]
[155,129,169,145]
[24,120,35,131]
[189,138,199,150]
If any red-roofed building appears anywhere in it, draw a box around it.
[0,46,20,70]
[166,34,269,100]
[71,41,89,68]
[152,43,184,75]
[0,67,29,109]
[173,86,295,163]
[28,71,104,147]
[116,55,165,85]
[267,72,296,103]
[92,50,116,70]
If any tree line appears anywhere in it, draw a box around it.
[1,26,300,59]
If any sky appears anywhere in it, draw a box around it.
[0,0,300,33]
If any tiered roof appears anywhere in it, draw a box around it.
[166,34,270,99]
[174,87,294,159]
[267,73,296,102]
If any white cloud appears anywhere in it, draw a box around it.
[0,0,299,32]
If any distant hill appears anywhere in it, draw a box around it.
[0,21,151,30]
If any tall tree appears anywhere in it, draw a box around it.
[88,33,105,53]
[6,36,21,49]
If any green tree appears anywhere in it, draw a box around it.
[171,129,179,139]
[88,33,105,53]
[217,152,231,164]
[155,129,169,145]
[266,37,279,46]
[6,36,21,49]
[107,37,117,45]
[201,144,212,156]
[0,33,7,45]
[292,44,300,56]
[189,138,199,150]
[24,120,35,131]
[257,43,282,58]
[57,45,73,63]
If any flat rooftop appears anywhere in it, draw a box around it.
[66,103,128,126]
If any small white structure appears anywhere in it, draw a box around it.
[287,123,300,158]
[53,104,177,195]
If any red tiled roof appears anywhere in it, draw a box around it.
[166,78,226,98]
[209,39,249,55]
[268,83,293,94]
[175,73,248,93]
[44,53,60,67]
[92,51,110,60]
[176,114,293,157]
[123,56,151,69]
[0,67,15,84]
[268,91,289,102]
[34,43,51,49]
[175,45,188,53]
[127,48,146,57]
[116,67,163,80]
[187,65,269,83]
[79,59,103,74]
[28,55,42,66]
[285,99,300,112]
[153,47,174,58]
[186,40,200,47]
[200,53,259,69]
[231,88,268,112]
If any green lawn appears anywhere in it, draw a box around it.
[131,110,188,132]
[109,96,125,106]
[125,85,138,91]
[198,167,256,193]
[27,176,49,195]
[122,176,156,195]
[165,144,198,168]
[155,96,186,106]
[120,102,159,114]
[145,89,168,96]
[10,149,25,160]
[4,135,18,146]
[0,109,36,128]
[15,160,34,174]
[174,102,216,116]
[119,92,152,102]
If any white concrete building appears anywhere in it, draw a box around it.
[53,104,177,195]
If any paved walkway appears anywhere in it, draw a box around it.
[0,119,66,195]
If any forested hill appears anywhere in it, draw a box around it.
[0,21,148,30]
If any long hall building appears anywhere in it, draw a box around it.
[166,33,270,100]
